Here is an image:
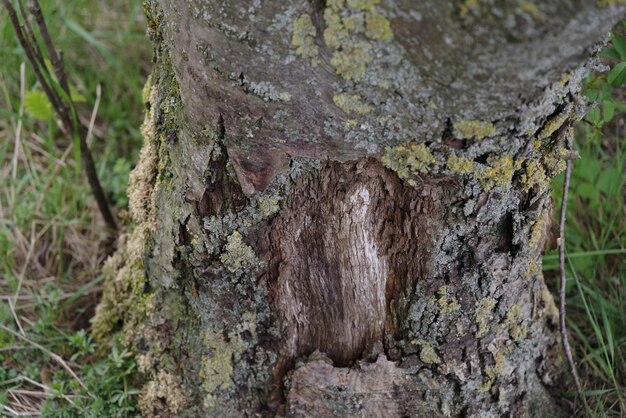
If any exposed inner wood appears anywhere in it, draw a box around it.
[257,160,456,391]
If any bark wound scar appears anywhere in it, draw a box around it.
[261,159,454,391]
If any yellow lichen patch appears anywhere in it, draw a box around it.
[479,155,515,190]
[520,2,540,19]
[365,12,392,41]
[541,149,567,176]
[504,304,528,342]
[447,154,474,174]
[129,84,159,222]
[257,196,281,218]
[330,41,373,81]
[381,143,436,180]
[323,8,347,49]
[437,286,461,314]
[538,112,568,140]
[419,342,442,364]
[139,371,188,415]
[528,211,548,250]
[525,259,541,279]
[200,315,256,408]
[559,71,571,87]
[347,0,380,11]
[292,15,319,67]
[200,328,246,407]
[479,352,506,393]
[459,0,480,17]
[520,159,549,191]
[453,119,496,140]
[475,297,497,338]
[220,231,257,272]
[322,0,392,81]
[141,73,153,106]
[327,0,346,9]
[333,93,372,115]
[597,0,626,6]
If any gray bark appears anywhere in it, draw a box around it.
[93,1,625,417]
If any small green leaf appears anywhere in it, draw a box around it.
[597,168,619,197]
[577,182,598,201]
[586,106,601,126]
[600,47,621,61]
[583,87,598,101]
[601,82,611,100]
[612,36,626,60]
[602,100,615,122]
[70,85,87,103]
[24,89,54,121]
[607,62,626,86]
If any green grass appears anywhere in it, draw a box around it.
[542,30,626,415]
[0,0,148,415]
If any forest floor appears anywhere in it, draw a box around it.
[0,1,624,416]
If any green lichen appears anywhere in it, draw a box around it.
[479,352,506,393]
[141,73,153,107]
[475,297,497,338]
[257,196,281,218]
[541,149,568,176]
[524,259,541,279]
[92,80,159,343]
[365,12,393,40]
[347,0,380,10]
[91,230,153,342]
[504,304,528,342]
[538,112,568,140]
[459,0,479,17]
[220,231,257,272]
[139,371,188,414]
[520,2,540,19]
[520,159,550,191]
[381,143,436,181]
[291,14,319,67]
[478,155,515,190]
[321,0,392,81]
[330,41,373,81]
[453,119,496,140]
[199,314,257,408]
[446,154,474,174]
[419,342,442,364]
[333,93,372,115]
[437,286,461,314]
[200,328,246,407]
[597,0,626,6]
[529,211,548,250]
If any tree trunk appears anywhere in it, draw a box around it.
[93,1,625,416]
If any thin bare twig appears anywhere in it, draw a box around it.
[8,298,26,336]
[558,159,589,414]
[28,0,69,93]
[2,0,63,114]
[86,84,101,147]
[17,0,44,68]
[1,0,118,232]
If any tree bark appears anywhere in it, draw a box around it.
[93,1,625,416]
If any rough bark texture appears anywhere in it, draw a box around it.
[93,1,626,417]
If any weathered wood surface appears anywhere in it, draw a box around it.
[93,1,626,417]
